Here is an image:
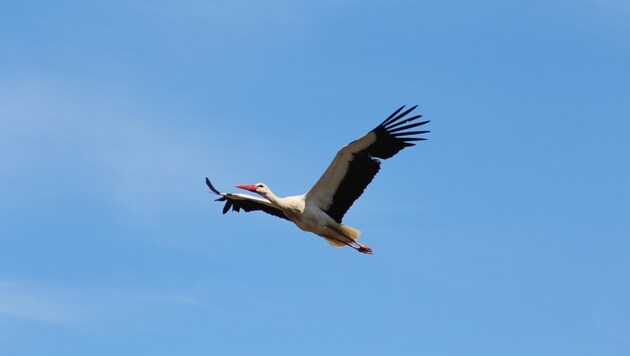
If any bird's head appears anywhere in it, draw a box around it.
[235,183,271,198]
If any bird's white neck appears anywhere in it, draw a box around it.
[261,189,299,213]
[260,190,281,206]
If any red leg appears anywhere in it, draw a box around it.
[355,242,373,254]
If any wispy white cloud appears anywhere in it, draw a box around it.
[0,281,79,325]
[0,279,207,326]
[0,75,220,219]
[144,0,307,34]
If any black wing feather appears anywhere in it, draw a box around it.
[227,198,290,220]
[381,105,407,126]
[205,178,290,221]
[367,108,429,159]
[386,114,423,130]
[324,153,381,223]
[222,200,232,214]
[205,178,222,195]
[323,105,429,223]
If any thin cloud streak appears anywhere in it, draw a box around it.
[0,279,208,326]
[0,76,231,219]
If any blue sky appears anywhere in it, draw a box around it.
[1,0,629,355]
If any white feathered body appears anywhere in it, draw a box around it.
[267,194,361,247]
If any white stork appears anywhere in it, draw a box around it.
[206,105,429,254]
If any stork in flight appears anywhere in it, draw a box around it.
[205,105,429,254]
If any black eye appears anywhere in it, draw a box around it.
[257,184,264,188]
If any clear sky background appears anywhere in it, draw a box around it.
[1,1,629,355]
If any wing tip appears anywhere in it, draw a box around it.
[222,200,232,214]
[381,104,421,127]
[205,177,222,195]
[381,105,407,126]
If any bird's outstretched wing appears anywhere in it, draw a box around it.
[305,105,429,223]
[205,178,290,221]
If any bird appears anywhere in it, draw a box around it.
[205,105,429,254]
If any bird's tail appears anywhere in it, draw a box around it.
[339,224,361,241]
[324,224,362,248]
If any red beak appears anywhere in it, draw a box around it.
[235,184,257,192]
